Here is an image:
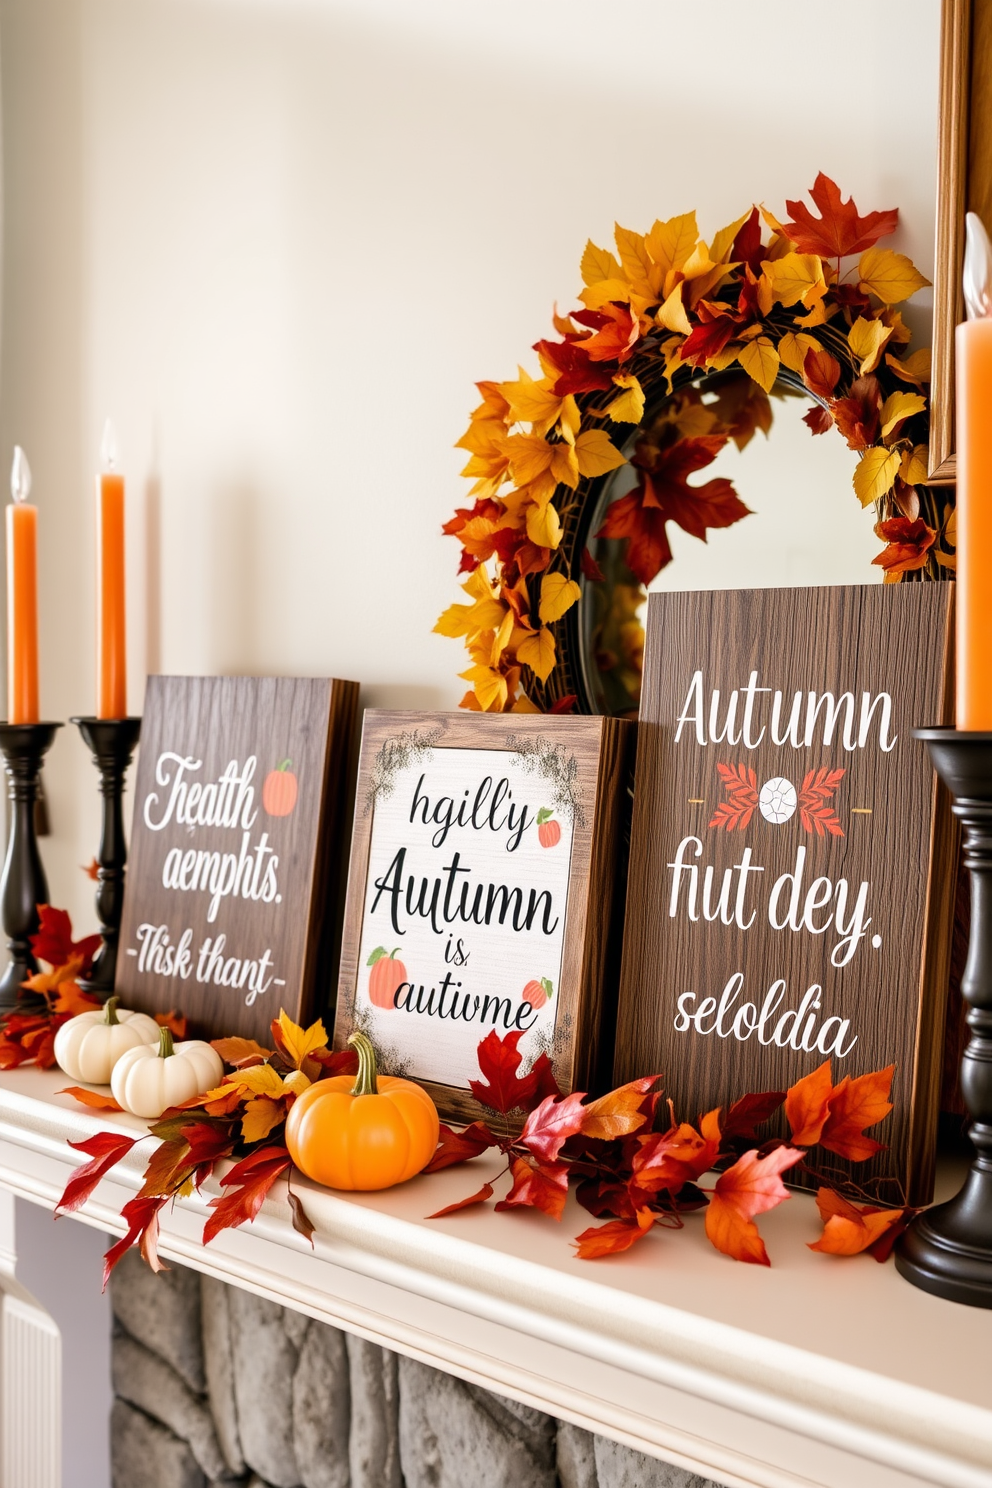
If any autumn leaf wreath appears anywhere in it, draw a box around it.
[438,174,951,713]
[0,907,913,1281]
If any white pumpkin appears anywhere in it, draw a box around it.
[53,998,161,1085]
[111,1028,224,1119]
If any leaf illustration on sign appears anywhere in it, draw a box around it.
[708,763,758,830]
[797,767,846,838]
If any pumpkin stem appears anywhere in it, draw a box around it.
[279,758,293,772]
[103,996,120,1026]
[347,1031,379,1096]
[157,1025,175,1060]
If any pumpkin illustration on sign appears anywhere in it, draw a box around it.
[522,977,554,1010]
[263,759,298,818]
[537,808,561,848]
[368,947,407,1009]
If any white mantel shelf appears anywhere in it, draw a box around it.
[0,1069,988,1488]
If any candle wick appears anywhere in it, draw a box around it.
[101,418,118,472]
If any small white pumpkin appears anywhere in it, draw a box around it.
[53,997,161,1085]
[111,1027,224,1119]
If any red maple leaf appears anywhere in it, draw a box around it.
[571,303,641,364]
[494,1155,570,1221]
[831,375,882,451]
[30,906,102,978]
[783,174,899,259]
[533,337,614,397]
[872,518,937,580]
[519,1092,587,1164]
[468,1030,543,1115]
[424,1121,497,1174]
[632,1110,722,1193]
[57,1132,140,1216]
[573,1209,655,1259]
[203,1146,292,1245]
[102,1195,168,1289]
[808,1187,910,1260]
[428,1182,496,1219]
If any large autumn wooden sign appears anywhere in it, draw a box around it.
[333,711,632,1123]
[116,675,359,1041]
[613,586,955,1206]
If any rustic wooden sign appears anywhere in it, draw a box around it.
[116,675,359,1042]
[613,585,956,1206]
[333,711,633,1123]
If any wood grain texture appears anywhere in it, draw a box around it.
[115,674,358,1043]
[332,710,633,1125]
[613,586,955,1207]
[930,0,992,483]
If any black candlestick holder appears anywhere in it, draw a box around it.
[72,716,141,999]
[897,727,992,1306]
[0,722,61,1010]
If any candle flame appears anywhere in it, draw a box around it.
[101,418,119,471]
[964,212,992,320]
[10,447,31,504]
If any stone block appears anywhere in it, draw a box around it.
[113,1330,229,1481]
[229,1288,301,1487]
[111,1248,206,1393]
[398,1354,556,1488]
[202,1274,247,1476]
[112,1398,206,1488]
[594,1436,717,1488]
[556,1421,598,1488]
[291,1319,350,1488]
[346,1335,402,1488]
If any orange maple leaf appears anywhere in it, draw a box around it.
[783,174,898,259]
[808,1187,905,1258]
[578,1077,658,1143]
[784,1061,833,1146]
[632,1109,722,1192]
[872,517,936,582]
[819,1066,894,1162]
[574,1208,655,1260]
[155,1010,188,1040]
[704,1145,804,1265]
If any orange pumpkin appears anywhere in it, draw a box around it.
[285,1031,438,1190]
[367,946,406,1009]
[537,809,561,848]
[522,976,554,1010]
[263,760,298,817]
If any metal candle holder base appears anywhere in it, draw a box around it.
[72,716,141,999]
[0,722,61,1010]
[897,727,992,1306]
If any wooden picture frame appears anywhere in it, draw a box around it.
[930,0,992,482]
[612,585,956,1208]
[333,710,633,1124]
[116,674,359,1043]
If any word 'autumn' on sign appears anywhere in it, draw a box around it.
[674,670,896,752]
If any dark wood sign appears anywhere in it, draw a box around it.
[333,711,633,1123]
[613,585,956,1206]
[116,675,359,1042]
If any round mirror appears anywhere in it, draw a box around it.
[569,369,876,716]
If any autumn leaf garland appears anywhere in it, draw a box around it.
[439,174,948,713]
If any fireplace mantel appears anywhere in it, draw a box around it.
[0,1066,987,1488]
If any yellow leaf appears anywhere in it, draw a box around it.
[761,252,824,307]
[885,346,932,386]
[580,239,623,286]
[737,336,780,393]
[510,691,541,713]
[647,212,699,277]
[539,572,581,624]
[234,1064,288,1098]
[614,226,655,295]
[656,284,691,336]
[709,210,751,265]
[848,316,892,375]
[605,374,645,425]
[574,429,626,478]
[277,1011,329,1069]
[880,391,927,439]
[853,447,900,507]
[517,627,557,682]
[490,608,514,664]
[559,395,581,440]
[433,603,474,639]
[578,278,633,311]
[900,443,929,485]
[858,247,931,305]
[500,368,563,431]
[241,1095,286,1145]
[459,664,508,712]
[526,499,562,549]
[777,331,821,376]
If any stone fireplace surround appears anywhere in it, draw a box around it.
[110,1251,714,1488]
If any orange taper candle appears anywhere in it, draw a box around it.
[957,214,992,730]
[97,419,126,719]
[6,446,39,725]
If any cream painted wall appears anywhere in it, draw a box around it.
[0,0,940,928]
